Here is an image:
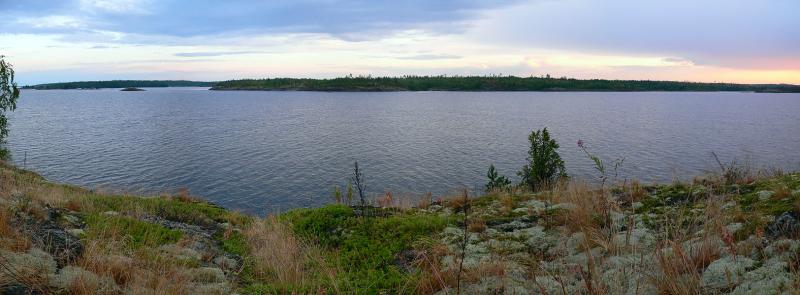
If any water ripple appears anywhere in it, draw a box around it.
[7,89,800,214]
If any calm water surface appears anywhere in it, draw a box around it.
[7,89,800,214]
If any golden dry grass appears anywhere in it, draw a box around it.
[244,215,339,292]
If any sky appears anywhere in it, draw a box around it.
[1,0,799,85]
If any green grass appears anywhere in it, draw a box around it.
[282,205,453,293]
[82,194,250,227]
[83,213,182,249]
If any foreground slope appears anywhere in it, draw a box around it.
[1,161,799,294]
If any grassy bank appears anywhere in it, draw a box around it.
[1,161,799,294]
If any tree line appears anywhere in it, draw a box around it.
[211,75,800,92]
[24,80,215,90]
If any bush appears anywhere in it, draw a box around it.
[518,128,566,191]
[485,164,510,191]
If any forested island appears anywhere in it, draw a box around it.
[23,80,215,90]
[211,76,800,92]
[22,76,800,92]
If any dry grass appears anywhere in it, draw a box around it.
[772,185,793,201]
[0,209,30,252]
[71,227,207,294]
[467,217,486,233]
[76,239,135,287]
[417,193,434,210]
[407,243,450,294]
[554,181,616,234]
[651,237,721,295]
[499,194,515,215]
[646,198,725,295]
[244,215,339,292]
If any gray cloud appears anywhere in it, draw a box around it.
[3,0,520,41]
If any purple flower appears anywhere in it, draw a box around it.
[577,139,584,148]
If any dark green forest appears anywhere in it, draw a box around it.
[23,76,800,92]
[211,75,800,92]
[24,80,215,89]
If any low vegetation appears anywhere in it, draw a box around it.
[2,155,799,294]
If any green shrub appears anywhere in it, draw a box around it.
[486,164,511,191]
[518,128,566,191]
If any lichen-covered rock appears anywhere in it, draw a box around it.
[0,283,33,295]
[49,266,119,294]
[521,199,548,212]
[212,255,240,273]
[730,261,793,295]
[565,232,586,255]
[159,244,202,261]
[726,223,744,234]
[0,248,58,286]
[510,226,553,251]
[530,275,584,294]
[763,238,800,263]
[614,226,656,250]
[562,247,604,269]
[139,214,215,239]
[188,267,226,283]
[632,202,644,210]
[495,220,532,232]
[191,282,233,295]
[15,210,84,267]
[757,190,774,201]
[448,277,522,294]
[601,255,657,295]
[700,256,756,291]
[551,202,576,210]
[766,212,800,239]
[441,240,491,269]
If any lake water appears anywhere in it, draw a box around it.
[6,88,800,214]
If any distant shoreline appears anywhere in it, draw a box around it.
[209,88,792,93]
[24,77,800,93]
[210,76,800,93]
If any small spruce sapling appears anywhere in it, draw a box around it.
[486,164,511,191]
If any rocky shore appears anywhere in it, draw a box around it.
[1,160,798,294]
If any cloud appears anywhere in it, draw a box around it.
[395,54,462,60]
[3,0,519,41]
[16,15,85,30]
[473,0,800,70]
[174,51,261,57]
[79,0,153,14]
[661,58,695,67]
